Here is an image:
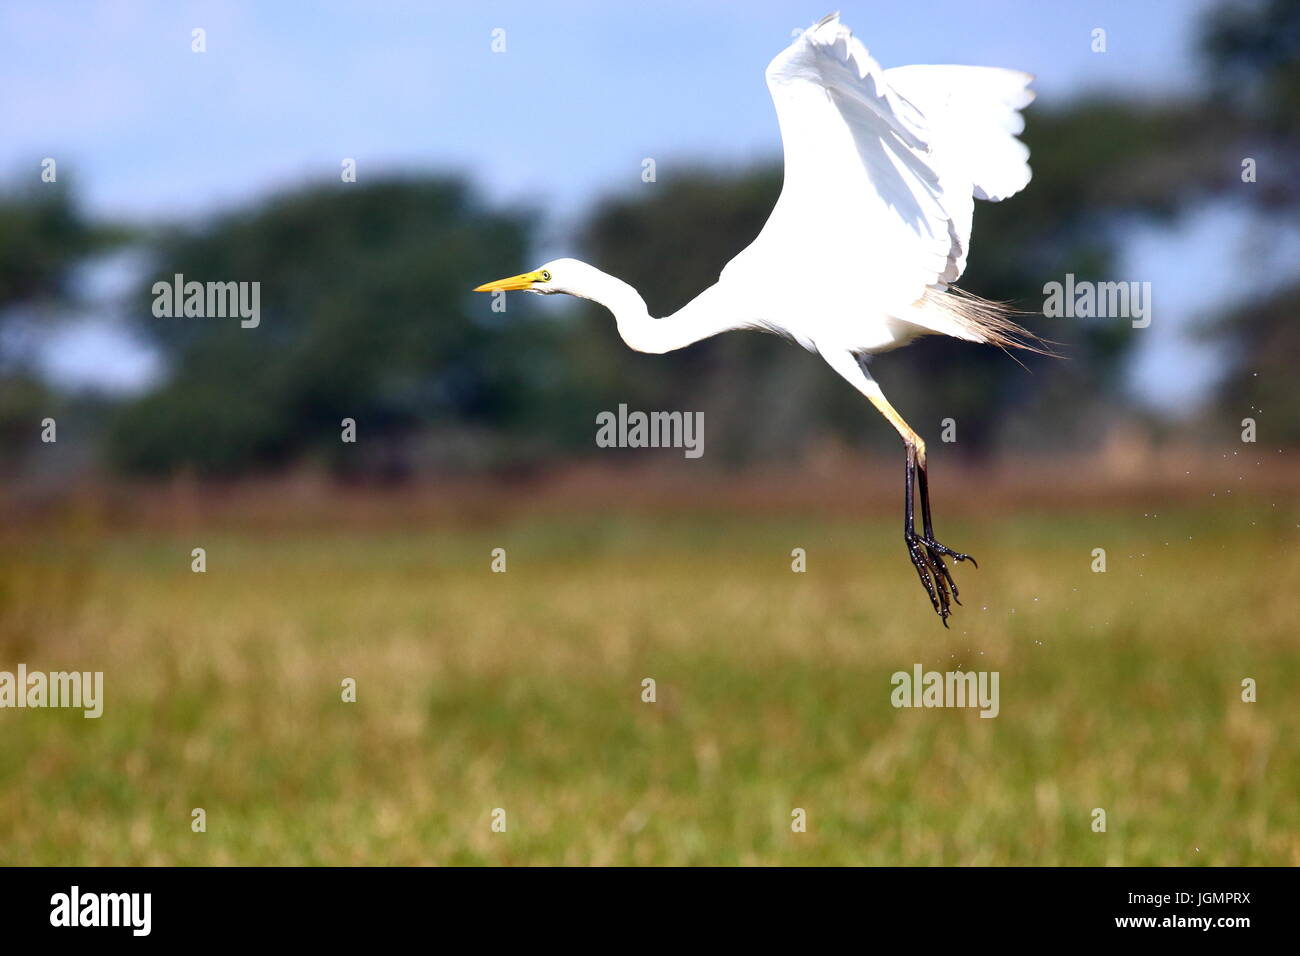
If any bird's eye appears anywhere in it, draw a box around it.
[540,270,552,281]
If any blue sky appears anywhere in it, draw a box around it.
[0,0,1259,410]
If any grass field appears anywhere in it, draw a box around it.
[1,488,1297,865]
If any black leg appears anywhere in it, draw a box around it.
[917,461,976,603]
[904,447,976,625]
[903,444,948,623]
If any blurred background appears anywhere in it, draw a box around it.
[0,0,1297,865]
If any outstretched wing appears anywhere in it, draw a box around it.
[725,13,1033,316]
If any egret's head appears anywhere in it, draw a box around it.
[473,258,603,299]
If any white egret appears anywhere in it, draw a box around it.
[475,12,1042,624]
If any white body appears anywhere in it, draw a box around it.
[473,13,1037,621]
[480,12,1035,423]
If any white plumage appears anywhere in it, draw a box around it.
[474,12,1040,623]
[723,12,1035,349]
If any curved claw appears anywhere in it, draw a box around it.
[906,533,975,624]
[906,534,944,616]
[925,546,960,603]
[926,539,977,569]
[907,532,957,623]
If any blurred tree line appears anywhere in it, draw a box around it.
[106,178,548,476]
[1,0,1295,478]
[1199,0,1300,443]
[0,178,123,473]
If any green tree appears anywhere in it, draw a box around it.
[0,180,109,311]
[108,176,545,476]
[1200,0,1300,437]
[0,179,116,471]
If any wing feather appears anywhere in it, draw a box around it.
[728,14,1033,317]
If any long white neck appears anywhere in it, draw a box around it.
[577,271,748,355]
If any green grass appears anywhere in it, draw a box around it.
[1,499,1297,865]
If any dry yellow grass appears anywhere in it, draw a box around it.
[0,492,1297,865]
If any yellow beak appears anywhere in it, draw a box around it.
[473,270,544,293]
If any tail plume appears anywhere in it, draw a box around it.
[917,286,1053,356]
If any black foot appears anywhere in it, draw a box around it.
[905,531,976,627]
